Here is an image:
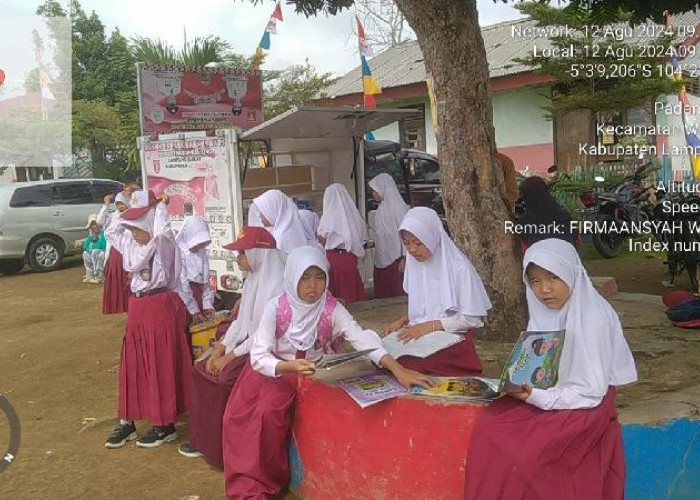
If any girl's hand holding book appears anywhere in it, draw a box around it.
[383,316,408,336]
[278,359,316,376]
[504,381,532,402]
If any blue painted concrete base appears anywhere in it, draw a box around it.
[624,419,700,500]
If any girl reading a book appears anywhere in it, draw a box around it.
[463,238,637,500]
[222,246,432,499]
[179,226,285,468]
[383,207,492,376]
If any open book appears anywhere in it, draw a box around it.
[500,330,565,391]
[381,329,463,359]
[410,377,500,402]
[314,349,376,370]
[336,373,407,408]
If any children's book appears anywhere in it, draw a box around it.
[381,330,463,359]
[500,330,565,391]
[314,349,376,371]
[410,377,500,402]
[337,373,408,408]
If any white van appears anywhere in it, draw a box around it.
[0,178,122,274]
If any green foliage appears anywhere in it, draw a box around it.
[514,2,683,117]
[263,60,336,118]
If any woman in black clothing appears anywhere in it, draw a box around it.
[516,176,578,250]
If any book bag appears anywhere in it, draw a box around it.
[664,294,700,328]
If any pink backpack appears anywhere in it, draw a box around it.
[275,293,346,353]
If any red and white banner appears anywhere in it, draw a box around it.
[137,65,263,134]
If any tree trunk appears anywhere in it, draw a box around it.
[394,0,525,340]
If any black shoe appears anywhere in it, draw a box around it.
[136,424,178,448]
[178,443,203,458]
[104,422,137,449]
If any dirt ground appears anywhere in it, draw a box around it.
[1,250,699,499]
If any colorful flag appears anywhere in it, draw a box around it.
[356,16,381,108]
[253,1,283,70]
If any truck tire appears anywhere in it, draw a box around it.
[27,237,64,272]
[0,259,25,275]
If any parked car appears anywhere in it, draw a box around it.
[0,178,122,274]
[364,140,442,214]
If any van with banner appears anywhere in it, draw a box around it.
[139,106,418,301]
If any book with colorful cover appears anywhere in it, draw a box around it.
[500,330,565,391]
[410,377,500,402]
[337,373,408,408]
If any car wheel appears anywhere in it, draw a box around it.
[0,259,25,275]
[28,237,64,272]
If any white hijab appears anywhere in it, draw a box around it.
[225,247,286,348]
[400,207,492,323]
[318,183,366,258]
[369,173,409,268]
[115,191,131,207]
[251,190,307,255]
[299,209,321,247]
[175,216,211,283]
[523,239,637,398]
[281,246,330,351]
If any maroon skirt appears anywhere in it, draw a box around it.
[373,258,405,299]
[102,248,130,315]
[223,363,298,500]
[463,389,625,500]
[398,330,483,376]
[118,291,192,426]
[326,249,366,304]
[188,354,248,469]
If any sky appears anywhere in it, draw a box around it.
[1,0,525,80]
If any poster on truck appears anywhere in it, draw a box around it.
[143,136,236,265]
[137,64,263,134]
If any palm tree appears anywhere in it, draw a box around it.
[130,35,253,68]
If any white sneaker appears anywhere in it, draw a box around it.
[88,276,100,284]
[83,275,92,283]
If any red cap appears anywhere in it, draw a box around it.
[223,226,277,251]
[121,190,159,220]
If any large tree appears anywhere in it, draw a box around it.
[252,0,700,339]
[263,60,336,118]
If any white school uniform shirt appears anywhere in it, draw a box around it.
[250,297,388,378]
[250,245,387,377]
[399,207,491,332]
[105,203,183,295]
[176,217,215,314]
[522,239,637,410]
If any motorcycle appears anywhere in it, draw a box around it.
[582,165,656,259]
[652,187,700,292]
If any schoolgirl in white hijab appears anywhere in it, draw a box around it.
[518,238,637,410]
[176,216,215,322]
[369,173,409,269]
[103,190,192,449]
[224,246,431,498]
[249,190,306,254]
[385,207,491,338]
[298,209,321,247]
[317,183,366,258]
[220,241,286,358]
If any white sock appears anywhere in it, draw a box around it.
[120,419,133,426]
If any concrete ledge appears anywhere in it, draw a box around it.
[591,276,618,298]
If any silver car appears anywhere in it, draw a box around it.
[0,178,122,274]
